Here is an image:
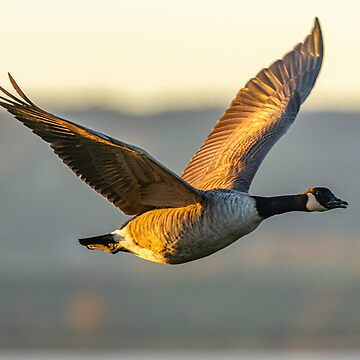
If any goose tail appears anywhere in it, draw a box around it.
[79,234,123,254]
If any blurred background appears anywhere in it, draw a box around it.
[0,0,359,357]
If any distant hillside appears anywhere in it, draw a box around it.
[0,109,358,349]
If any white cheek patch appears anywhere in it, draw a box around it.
[306,193,327,212]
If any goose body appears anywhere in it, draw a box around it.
[0,18,347,264]
[112,190,261,264]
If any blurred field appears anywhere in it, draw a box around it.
[1,352,360,360]
[0,109,358,350]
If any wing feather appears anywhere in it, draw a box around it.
[0,76,201,215]
[182,19,323,192]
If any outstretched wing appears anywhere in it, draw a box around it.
[182,18,323,192]
[0,75,201,215]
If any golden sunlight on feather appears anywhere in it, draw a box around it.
[0,19,347,265]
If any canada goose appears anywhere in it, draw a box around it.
[0,18,347,264]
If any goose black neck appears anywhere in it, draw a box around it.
[254,194,308,219]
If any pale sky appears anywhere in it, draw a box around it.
[0,0,359,113]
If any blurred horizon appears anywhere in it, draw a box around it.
[0,0,359,353]
[0,107,359,350]
[0,0,359,113]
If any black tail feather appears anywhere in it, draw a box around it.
[79,234,116,247]
[78,234,121,254]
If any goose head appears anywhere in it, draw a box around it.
[304,187,348,212]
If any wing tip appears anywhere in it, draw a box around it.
[7,72,14,83]
[7,72,20,93]
[314,17,320,29]
[0,73,34,109]
[6,73,36,106]
[0,76,28,108]
[313,17,322,39]
[312,17,324,57]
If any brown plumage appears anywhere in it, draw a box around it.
[0,18,343,265]
[182,18,323,192]
[0,74,201,215]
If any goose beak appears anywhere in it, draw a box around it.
[325,197,348,209]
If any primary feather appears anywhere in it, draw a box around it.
[0,18,341,266]
[0,74,201,215]
[181,18,323,192]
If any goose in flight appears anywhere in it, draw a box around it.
[0,18,347,264]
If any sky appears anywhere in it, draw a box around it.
[0,0,359,113]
